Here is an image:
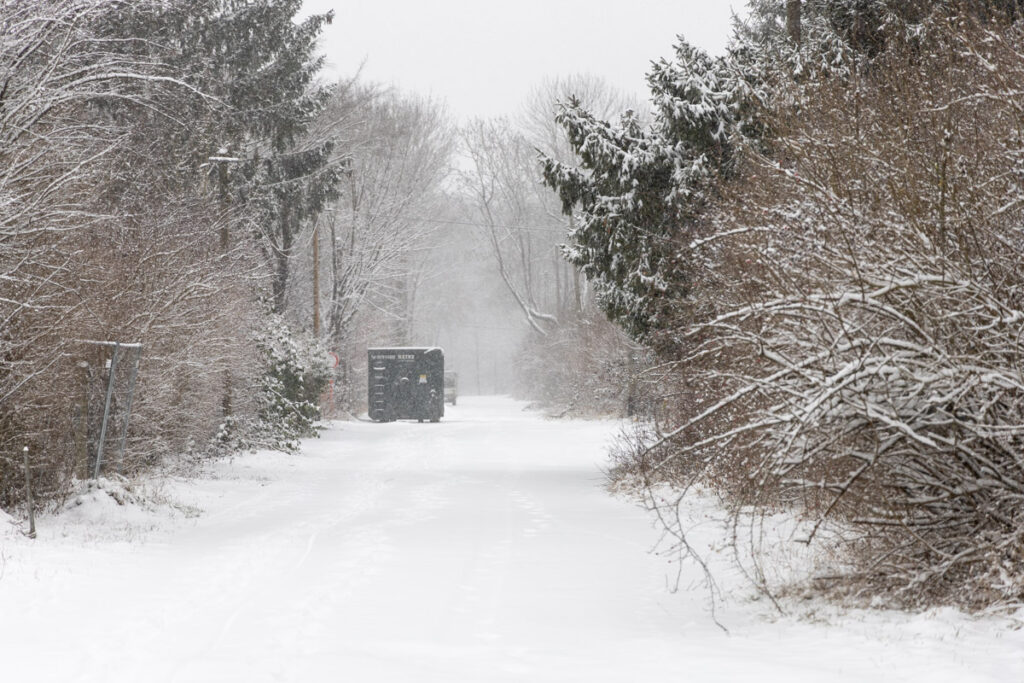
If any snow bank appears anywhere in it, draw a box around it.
[38,475,200,545]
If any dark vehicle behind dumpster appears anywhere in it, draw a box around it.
[444,371,458,406]
[367,347,444,422]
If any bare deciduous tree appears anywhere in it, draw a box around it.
[301,84,453,411]
[459,76,646,415]
[460,118,563,335]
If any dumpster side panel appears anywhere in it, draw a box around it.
[368,348,444,422]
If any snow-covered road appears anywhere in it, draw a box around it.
[1,397,1021,682]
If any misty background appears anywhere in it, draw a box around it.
[292,1,740,400]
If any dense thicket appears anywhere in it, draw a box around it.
[551,1,1024,609]
[0,0,333,509]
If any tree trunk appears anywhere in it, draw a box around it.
[569,213,583,316]
[787,0,802,47]
[272,206,293,315]
[312,221,320,337]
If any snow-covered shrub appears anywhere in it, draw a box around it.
[246,316,330,451]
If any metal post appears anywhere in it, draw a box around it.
[93,342,121,478]
[23,446,36,539]
[74,360,90,478]
[116,345,141,474]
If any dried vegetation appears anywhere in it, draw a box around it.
[614,15,1024,610]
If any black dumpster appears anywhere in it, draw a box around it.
[367,347,445,422]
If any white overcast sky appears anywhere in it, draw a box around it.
[300,1,745,120]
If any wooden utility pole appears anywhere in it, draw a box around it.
[74,359,89,478]
[787,0,802,47]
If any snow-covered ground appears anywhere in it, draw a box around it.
[1,396,1021,682]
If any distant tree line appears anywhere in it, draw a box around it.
[546,0,1024,610]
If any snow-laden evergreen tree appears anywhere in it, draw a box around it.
[97,0,339,312]
[541,39,759,340]
[199,0,341,313]
[185,0,341,314]
[540,0,1012,343]
[238,316,329,451]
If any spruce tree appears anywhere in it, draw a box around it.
[541,0,1014,341]
[181,0,340,313]
[541,39,755,340]
[94,0,339,311]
